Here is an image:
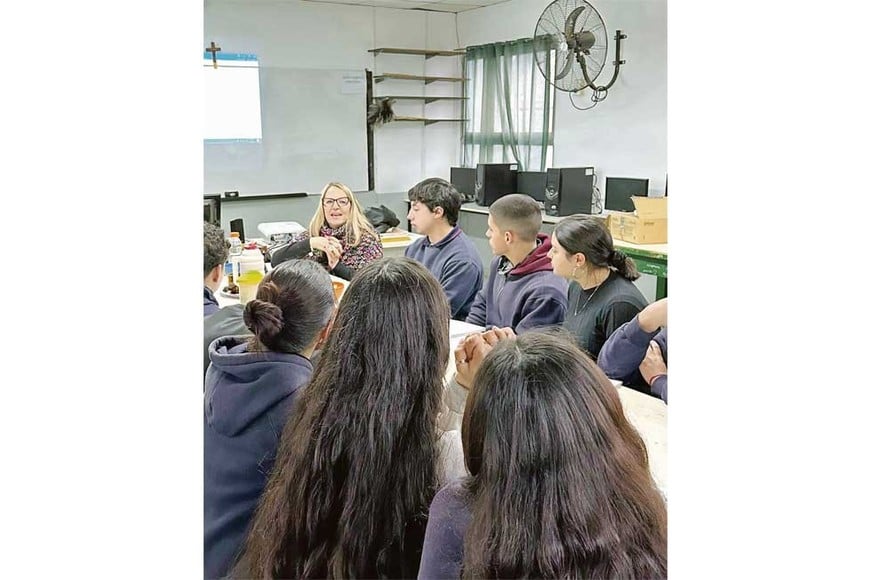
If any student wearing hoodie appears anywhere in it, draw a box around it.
[464,194,568,333]
[203,259,335,580]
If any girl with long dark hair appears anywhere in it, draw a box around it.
[419,330,668,579]
[239,257,465,579]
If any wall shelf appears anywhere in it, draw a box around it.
[369,47,464,58]
[378,95,468,104]
[392,116,467,126]
[374,73,465,84]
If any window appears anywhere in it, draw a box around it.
[203,52,262,142]
[462,39,555,172]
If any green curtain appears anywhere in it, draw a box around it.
[462,38,553,172]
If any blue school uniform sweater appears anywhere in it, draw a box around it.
[404,226,484,320]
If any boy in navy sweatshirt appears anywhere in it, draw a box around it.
[465,194,568,333]
[405,178,483,320]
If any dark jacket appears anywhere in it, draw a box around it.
[464,234,568,333]
[204,336,313,579]
[598,318,668,403]
[204,286,220,317]
[203,304,250,379]
[404,226,483,320]
[419,480,470,580]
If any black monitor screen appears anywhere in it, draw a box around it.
[450,167,477,197]
[517,171,548,202]
[605,177,650,212]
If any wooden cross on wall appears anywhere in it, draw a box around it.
[206,41,221,68]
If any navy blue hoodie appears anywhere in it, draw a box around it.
[203,336,313,579]
[465,234,568,333]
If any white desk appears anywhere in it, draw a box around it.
[617,386,667,496]
[380,230,423,258]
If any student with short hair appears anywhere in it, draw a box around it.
[548,215,648,359]
[419,330,668,579]
[203,221,228,317]
[405,177,483,320]
[238,257,465,579]
[269,182,383,280]
[204,259,335,580]
[464,194,567,333]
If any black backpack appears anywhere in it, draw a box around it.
[364,205,400,233]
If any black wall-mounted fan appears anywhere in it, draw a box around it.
[532,0,626,103]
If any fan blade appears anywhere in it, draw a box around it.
[564,6,585,39]
[554,53,574,81]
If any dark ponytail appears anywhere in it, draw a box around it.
[608,249,640,281]
[554,216,639,281]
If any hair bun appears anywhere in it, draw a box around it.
[243,299,284,342]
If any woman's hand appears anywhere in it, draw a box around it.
[310,236,342,254]
[325,246,342,270]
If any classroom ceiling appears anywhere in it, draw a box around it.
[300,0,511,13]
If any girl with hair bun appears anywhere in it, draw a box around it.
[547,215,648,359]
[204,259,336,580]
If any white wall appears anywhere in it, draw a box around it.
[458,0,668,196]
[205,0,463,194]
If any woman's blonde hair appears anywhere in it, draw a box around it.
[308,182,377,247]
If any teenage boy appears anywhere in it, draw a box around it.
[204,222,228,317]
[464,194,568,333]
[405,178,483,320]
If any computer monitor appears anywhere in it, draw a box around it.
[204,195,221,226]
[517,171,548,202]
[449,167,477,200]
[605,177,650,212]
[230,218,246,243]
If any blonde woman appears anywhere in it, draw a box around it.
[270,182,384,280]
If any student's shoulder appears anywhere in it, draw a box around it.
[432,478,470,512]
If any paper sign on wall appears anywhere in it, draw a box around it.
[341,73,365,94]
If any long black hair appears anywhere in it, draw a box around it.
[553,215,640,280]
[461,330,667,578]
[241,257,452,578]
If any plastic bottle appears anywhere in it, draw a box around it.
[226,232,243,294]
[228,231,243,256]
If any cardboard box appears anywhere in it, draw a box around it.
[607,197,667,244]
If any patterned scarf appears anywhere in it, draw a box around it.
[289,224,383,272]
